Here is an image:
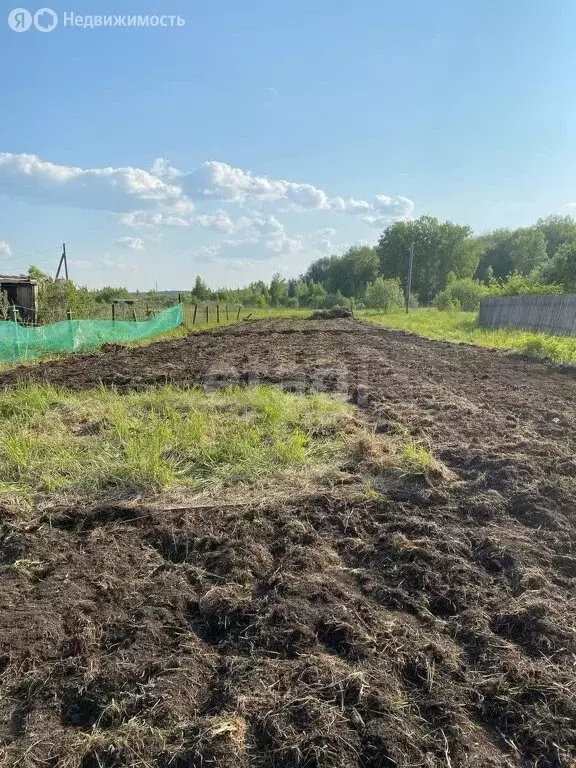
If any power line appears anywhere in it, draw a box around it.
[0,246,59,265]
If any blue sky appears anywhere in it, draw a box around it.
[1,0,575,290]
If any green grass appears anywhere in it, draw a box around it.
[360,308,576,365]
[0,381,449,510]
[0,384,357,508]
[182,304,309,330]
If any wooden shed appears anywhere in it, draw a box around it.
[0,275,38,322]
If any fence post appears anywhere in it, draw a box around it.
[217,304,220,324]
[112,303,116,322]
[226,304,229,322]
[237,305,242,321]
[206,305,209,324]
[11,305,20,362]
[67,308,75,352]
[193,303,198,325]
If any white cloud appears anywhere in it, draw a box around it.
[0,241,12,257]
[219,215,304,256]
[330,197,371,214]
[361,195,415,226]
[178,160,414,220]
[195,244,221,260]
[150,157,181,181]
[266,232,304,254]
[0,152,183,214]
[222,236,260,248]
[181,161,330,210]
[230,259,255,270]
[117,235,145,251]
[68,259,92,269]
[103,253,136,271]
[119,210,191,229]
[195,211,254,234]
[0,152,414,248]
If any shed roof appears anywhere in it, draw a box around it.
[0,275,38,285]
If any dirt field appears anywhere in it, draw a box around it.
[1,318,575,767]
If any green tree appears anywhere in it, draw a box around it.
[304,247,378,298]
[269,273,288,307]
[364,277,405,310]
[535,214,576,258]
[321,290,347,309]
[539,242,576,290]
[377,216,479,304]
[508,228,547,275]
[305,256,335,286]
[476,230,514,281]
[331,246,379,297]
[378,216,482,304]
[191,275,211,301]
[93,286,130,303]
[476,227,547,281]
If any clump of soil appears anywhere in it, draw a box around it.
[310,308,353,319]
[1,487,575,767]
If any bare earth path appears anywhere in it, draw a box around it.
[1,319,575,767]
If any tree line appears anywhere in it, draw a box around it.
[28,213,576,318]
[190,214,576,312]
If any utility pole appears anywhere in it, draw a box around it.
[405,242,414,314]
[55,242,69,280]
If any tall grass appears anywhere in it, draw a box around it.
[361,308,576,365]
[0,384,353,508]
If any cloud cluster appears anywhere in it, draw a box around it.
[0,153,182,214]
[0,151,413,224]
[174,160,414,223]
[0,152,414,263]
[0,241,12,258]
[117,236,146,251]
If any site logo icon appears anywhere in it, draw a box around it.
[7,7,58,31]
[8,8,32,31]
[34,7,57,31]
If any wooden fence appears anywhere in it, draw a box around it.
[479,294,576,337]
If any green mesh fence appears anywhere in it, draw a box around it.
[0,303,184,363]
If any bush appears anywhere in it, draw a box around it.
[321,291,348,309]
[364,277,405,311]
[435,277,487,312]
[496,271,563,297]
[284,297,300,308]
[435,294,462,312]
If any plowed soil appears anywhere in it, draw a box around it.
[1,318,576,768]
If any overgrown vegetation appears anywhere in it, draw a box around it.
[0,385,350,507]
[0,384,430,509]
[363,308,576,364]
